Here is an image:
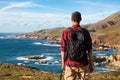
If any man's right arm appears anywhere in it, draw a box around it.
[88,49,94,73]
[84,28,94,73]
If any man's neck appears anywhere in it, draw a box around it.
[72,22,80,25]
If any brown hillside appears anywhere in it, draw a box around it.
[88,11,120,31]
[91,11,120,48]
[16,27,65,40]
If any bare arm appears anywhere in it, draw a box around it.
[61,51,65,71]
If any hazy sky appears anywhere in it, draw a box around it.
[0,0,120,33]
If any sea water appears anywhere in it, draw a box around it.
[0,33,116,73]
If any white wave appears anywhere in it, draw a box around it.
[54,60,60,64]
[24,61,29,63]
[34,62,39,65]
[33,42,42,45]
[16,55,53,61]
[0,36,4,39]
[94,67,115,72]
[16,57,28,60]
[33,42,60,47]
[43,43,60,47]
[50,44,60,47]
[43,53,60,56]
[17,63,25,66]
[96,53,106,56]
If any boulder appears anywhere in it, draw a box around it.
[94,56,108,63]
[108,54,120,62]
[107,61,120,70]
[25,55,46,59]
[39,61,46,64]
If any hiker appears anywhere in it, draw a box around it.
[60,11,93,80]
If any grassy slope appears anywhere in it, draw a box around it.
[94,24,120,45]
[0,63,59,80]
[88,11,120,46]
[0,63,120,80]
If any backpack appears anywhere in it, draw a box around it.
[65,28,87,62]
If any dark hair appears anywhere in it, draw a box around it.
[71,11,81,23]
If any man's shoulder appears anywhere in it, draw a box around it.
[81,27,90,34]
[63,27,71,33]
[81,27,88,32]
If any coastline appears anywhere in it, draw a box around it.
[14,33,120,72]
[0,34,120,79]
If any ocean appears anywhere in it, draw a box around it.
[0,33,116,73]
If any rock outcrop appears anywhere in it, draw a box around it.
[25,55,46,59]
[94,53,120,70]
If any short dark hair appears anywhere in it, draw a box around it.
[71,11,81,23]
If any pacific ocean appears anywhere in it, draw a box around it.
[0,33,116,73]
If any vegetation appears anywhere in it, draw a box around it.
[0,63,120,80]
[32,27,65,39]
[0,63,59,80]
[90,72,120,80]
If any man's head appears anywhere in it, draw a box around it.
[71,11,82,23]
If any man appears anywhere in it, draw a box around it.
[60,11,93,80]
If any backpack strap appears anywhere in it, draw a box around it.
[64,27,74,62]
[67,27,75,35]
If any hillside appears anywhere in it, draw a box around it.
[90,11,120,48]
[15,11,120,48]
[15,27,65,41]
[88,11,120,31]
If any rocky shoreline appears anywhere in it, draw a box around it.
[18,48,120,71]
[14,31,120,71]
[14,28,120,49]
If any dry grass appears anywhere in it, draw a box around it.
[0,63,120,80]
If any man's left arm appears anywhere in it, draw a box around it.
[61,51,65,71]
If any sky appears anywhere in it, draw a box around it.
[0,0,120,33]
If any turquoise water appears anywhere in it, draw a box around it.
[0,33,116,73]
